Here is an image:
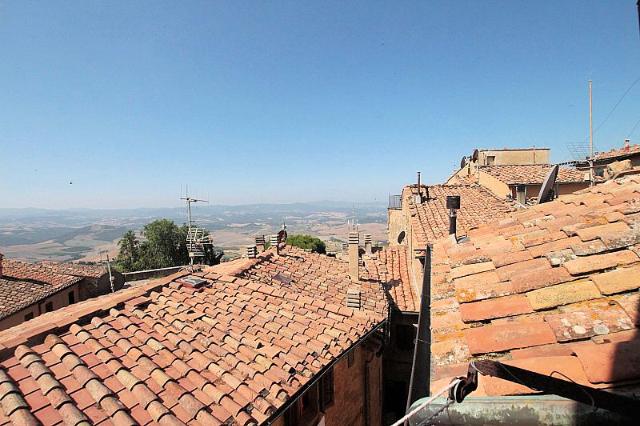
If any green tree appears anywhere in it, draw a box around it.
[115,230,139,272]
[286,234,326,254]
[115,220,224,272]
[137,219,188,269]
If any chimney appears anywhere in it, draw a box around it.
[270,234,279,255]
[364,234,372,255]
[446,195,460,240]
[625,138,631,151]
[348,231,359,281]
[255,235,266,253]
[346,288,362,309]
[245,245,257,259]
[515,184,527,205]
[0,253,3,278]
[414,171,423,204]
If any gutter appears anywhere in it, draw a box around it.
[407,395,633,426]
[264,319,387,425]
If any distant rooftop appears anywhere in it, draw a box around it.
[480,164,587,185]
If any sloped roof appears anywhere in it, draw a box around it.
[429,175,640,396]
[0,260,83,320]
[239,245,387,314]
[365,246,418,312]
[37,261,109,279]
[0,247,386,425]
[480,164,587,185]
[405,184,515,247]
[595,144,640,162]
[2,259,82,288]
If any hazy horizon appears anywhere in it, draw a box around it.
[2,1,639,209]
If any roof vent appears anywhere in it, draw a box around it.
[346,288,362,309]
[177,276,208,289]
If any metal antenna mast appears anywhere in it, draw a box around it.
[180,187,212,270]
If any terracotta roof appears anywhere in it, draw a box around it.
[37,261,108,279]
[0,278,77,321]
[429,175,640,396]
[595,144,640,162]
[238,245,387,315]
[479,164,588,185]
[365,246,418,312]
[0,260,83,321]
[405,184,515,247]
[0,247,386,425]
[2,259,82,288]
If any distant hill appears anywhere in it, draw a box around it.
[0,201,387,261]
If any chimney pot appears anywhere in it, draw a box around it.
[348,231,359,281]
[625,139,631,151]
[346,288,362,309]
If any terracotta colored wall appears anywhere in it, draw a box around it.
[273,342,383,426]
[478,149,549,165]
[387,208,407,247]
[0,283,80,331]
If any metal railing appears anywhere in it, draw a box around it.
[388,194,402,209]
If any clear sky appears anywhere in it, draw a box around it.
[1,1,639,209]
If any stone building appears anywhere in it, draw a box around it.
[448,163,590,203]
[0,257,125,331]
[406,174,640,424]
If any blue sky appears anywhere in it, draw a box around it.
[1,1,639,208]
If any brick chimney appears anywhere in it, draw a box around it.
[625,138,631,151]
[348,231,359,281]
[255,235,266,253]
[364,234,372,255]
[245,245,257,259]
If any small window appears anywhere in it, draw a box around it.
[486,155,496,165]
[396,324,416,351]
[319,367,334,411]
[45,302,54,312]
[397,231,406,244]
[347,350,355,367]
[24,312,34,321]
[68,291,75,305]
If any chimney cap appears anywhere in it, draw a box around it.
[446,195,461,210]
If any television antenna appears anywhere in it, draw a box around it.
[180,187,213,269]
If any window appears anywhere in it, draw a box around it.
[24,312,34,321]
[68,291,75,305]
[319,367,334,411]
[486,155,496,165]
[347,350,355,367]
[285,382,320,426]
[45,302,54,312]
[396,324,416,351]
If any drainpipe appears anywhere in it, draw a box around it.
[405,244,433,418]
